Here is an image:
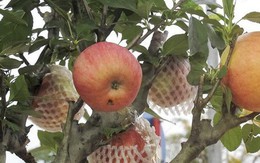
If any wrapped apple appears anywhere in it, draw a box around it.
[87,117,161,162]
[30,65,84,132]
[148,56,197,116]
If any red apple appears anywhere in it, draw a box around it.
[222,32,260,112]
[110,127,145,153]
[73,42,142,112]
[30,65,84,132]
[87,117,160,162]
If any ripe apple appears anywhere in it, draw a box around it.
[111,127,146,153]
[222,32,260,112]
[87,117,160,162]
[73,42,142,112]
[30,65,84,132]
[148,56,197,114]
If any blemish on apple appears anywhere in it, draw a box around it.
[107,99,114,105]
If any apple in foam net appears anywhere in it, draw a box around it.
[73,42,142,112]
[87,117,160,162]
[148,56,197,108]
[30,65,84,132]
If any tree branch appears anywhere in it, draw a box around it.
[54,98,84,163]
[171,112,259,163]
[67,107,135,163]
[170,34,250,163]
[19,53,30,66]
[0,70,7,140]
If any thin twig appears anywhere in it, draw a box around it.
[127,23,163,50]
[126,33,142,49]
[201,35,238,108]
[189,75,205,138]
[83,0,94,20]
[54,98,83,163]
[19,53,30,65]
[101,5,108,28]
[0,70,7,142]
[224,36,238,67]
[238,112,259,123]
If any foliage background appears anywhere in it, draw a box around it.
[0,0,260,162]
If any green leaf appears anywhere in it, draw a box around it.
[149,15,163,25]
[8,105,41,117]
[223,85,232,112]
[6,0,34,11]
[50,0,72,12]
[18,64,44,75]
[97,0,137,14]
[0,10,32,50]
[187,53,207,85]
[2,119,21,131]
[30,146,55,162]
[242,124,260,153]
[222,0,234,19]
[203,17,223,29]
[152,0,168,10]
[9,75,31,101]
[137,53,160,66]
[0,9,28,26]
[220,125,242,151]
[185,8,208,18]
[242,12,260,23]
[187,17,209,85]
[102,126,125,138]
[136,0,154,18]
[45,0,68,20]
[217,65,227,79]
[144,107,173,124]
[206,24,225,50]
[0,42,29,55]
[29,37,49,54]
[210,87,223,113]
[174,21,188,32]
[38,130,63,151]
[75,20,98,40]
[162,34,189,56]
[194,0,222,8]
[122,25,143,43]
[213,112,222,126]
[188,17,209,55]
[181,0,202,11]
[132,45,149,55]
[0,57,22,69]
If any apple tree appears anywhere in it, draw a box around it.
[0,0,260,162]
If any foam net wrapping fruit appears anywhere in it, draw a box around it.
[87,117,161,163]
[148,56,198,116]
[30,65,84,132]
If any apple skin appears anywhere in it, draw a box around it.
[222,32,260,112]
[89,127,147,163]
[111,127,145,153]
[73,42,142,112]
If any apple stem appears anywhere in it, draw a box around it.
[111,81,120,90]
